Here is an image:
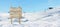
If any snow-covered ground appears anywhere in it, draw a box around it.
[0,7,60,27]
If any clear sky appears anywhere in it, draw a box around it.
[0,0,60,13]
[48,0,60,7]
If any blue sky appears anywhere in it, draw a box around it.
[0,0,60,13]
[48,0,60,7]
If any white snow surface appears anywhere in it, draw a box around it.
[0,7,60,27]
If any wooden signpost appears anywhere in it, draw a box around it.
[10,6,22,24]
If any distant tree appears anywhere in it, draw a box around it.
[49,7,53,9]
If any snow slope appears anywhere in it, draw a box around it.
[0,7,60,27]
